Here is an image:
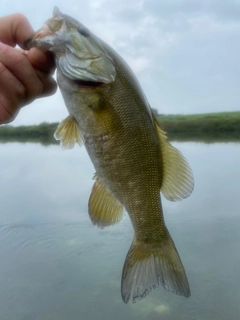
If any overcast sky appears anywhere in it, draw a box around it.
[2,0,240,125]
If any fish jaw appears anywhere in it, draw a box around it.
[25,28,57,52]
[25,7,116,84]
[25,13,67,53]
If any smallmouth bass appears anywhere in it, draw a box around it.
[26,7,194,303]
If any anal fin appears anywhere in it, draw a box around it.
[88,175,124,228]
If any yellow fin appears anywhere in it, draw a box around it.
[153,114,194,201]
[88,175,124,228]
[121,229,190,303]
[54,115,83,149]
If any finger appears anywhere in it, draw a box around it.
[0,42,43,101]
[34,69,57,98]
[0,62,24,124]
[0,13,33,48]
[28,48,56,74]
[0,60,57,125]
[0,94,20,125]
[0,58,25,105]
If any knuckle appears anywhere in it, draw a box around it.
[14,56,43,99]
[0,56,44,107]
[0,95,18,125]
[23,78,43,105]
[0,61,27,102]
[15,81,27,102]
[12,13,30,26]
[32,78,44,98]
[0,60,38,108]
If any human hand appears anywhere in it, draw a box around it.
[0,13,57,124]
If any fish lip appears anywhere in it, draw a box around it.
[24,25,56,50]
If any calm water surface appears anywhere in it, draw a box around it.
[0,141,240,320]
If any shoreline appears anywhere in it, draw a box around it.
[1,111,240,144]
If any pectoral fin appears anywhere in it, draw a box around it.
[54,115,83,149]
[88,175,124,228]
[153,113,194,201]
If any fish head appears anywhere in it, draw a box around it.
[26,7,116,84]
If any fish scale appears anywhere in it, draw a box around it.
[26,6,194,303]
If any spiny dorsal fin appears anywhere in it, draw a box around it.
[54,115,83,149]
[88,175,124,228]
[153,113,194,201]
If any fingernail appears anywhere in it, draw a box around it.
[0,42,6,52]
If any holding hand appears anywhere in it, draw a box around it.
[0,13,57,124]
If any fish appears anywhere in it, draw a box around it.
[26,7,194,303]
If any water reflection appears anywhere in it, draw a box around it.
[0,141,240,319]
[1,133,240,145]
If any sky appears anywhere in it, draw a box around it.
[2,0,240,125]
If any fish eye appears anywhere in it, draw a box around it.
[78,27,91,37]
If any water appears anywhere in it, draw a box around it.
[0,141,240,320]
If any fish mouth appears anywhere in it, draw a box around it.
[24,29,56,51]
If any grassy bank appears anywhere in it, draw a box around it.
[0,122,59,145]
[0,111,240,144]
[157,111,240,142]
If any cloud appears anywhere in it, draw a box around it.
[125,57,151,74]
[2,0,240,125]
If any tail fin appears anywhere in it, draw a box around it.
[121,231,190,303]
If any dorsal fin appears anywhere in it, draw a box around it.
[54,115,83,149]
[153,113,194,201]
